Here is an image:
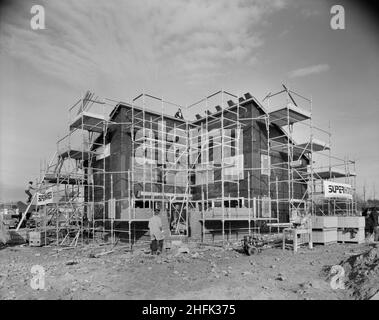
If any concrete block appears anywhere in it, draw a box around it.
[312,228,337,244]
[311,216,338,229]
[337,216,365,228]
[337,228,365,243]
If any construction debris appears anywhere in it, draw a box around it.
[0,237,375,300]
[339,246,379,299]
[191,252,200,259]
[89,250,114,259]
[175,247,190,256]
[276,274,286,281]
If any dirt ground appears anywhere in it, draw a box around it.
[0,240,378,300]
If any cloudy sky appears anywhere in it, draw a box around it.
[0,0,378,201]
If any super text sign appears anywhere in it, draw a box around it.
[323,181,352,200]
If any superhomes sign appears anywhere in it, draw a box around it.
[323,181,352,200]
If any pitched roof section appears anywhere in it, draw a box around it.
[108,91,267,124]
[105,91,308,161]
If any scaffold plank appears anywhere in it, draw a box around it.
[296,139,330,153]
[313,168,356,179]
[268,103,311,126]
[70,111,107,133]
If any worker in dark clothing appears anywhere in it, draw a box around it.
[363,208,374,236]
[370,207,379,241]
[25,181,35,203]
[174,108,184,120]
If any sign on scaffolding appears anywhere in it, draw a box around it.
[37,188,54,205]
[323,181,352,200]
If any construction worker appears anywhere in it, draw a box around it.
[174,108,184,120]
[148,209,164,255]
[363,208,373,237]
[25,181,35,203]
[370,207,379,241]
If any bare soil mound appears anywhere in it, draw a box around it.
[340,245,379,300]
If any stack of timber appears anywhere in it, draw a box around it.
[311,216,338,245]
[7,229,28,245]
[337,216,365,244]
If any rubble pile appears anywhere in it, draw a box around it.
[340,245,379,300]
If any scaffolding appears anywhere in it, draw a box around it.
[20,86,358,248]
[97,90,275,245]
[186,90,278,243]
[16,92,116,247]
[264,85,357,223]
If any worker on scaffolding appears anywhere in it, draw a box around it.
[148,209,165,255]
[174,108,184,120]
[25,181,35,203]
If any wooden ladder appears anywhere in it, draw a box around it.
[16,151,58,231]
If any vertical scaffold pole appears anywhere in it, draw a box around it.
[111,173,114,244]
[128,170,132,250]
[221,90,225,245]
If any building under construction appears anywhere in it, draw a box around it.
[17,87,357,247]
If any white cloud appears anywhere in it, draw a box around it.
[301,8,320,18]
[0,0,289,86]
[288,64,330,78]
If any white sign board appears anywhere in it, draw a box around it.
[37,188,54,205]
[323,181,352,200]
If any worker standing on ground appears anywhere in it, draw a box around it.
[25,181,35,203]
[370,207,379,241]
[148,209,164,255]
[363,208,373,238]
